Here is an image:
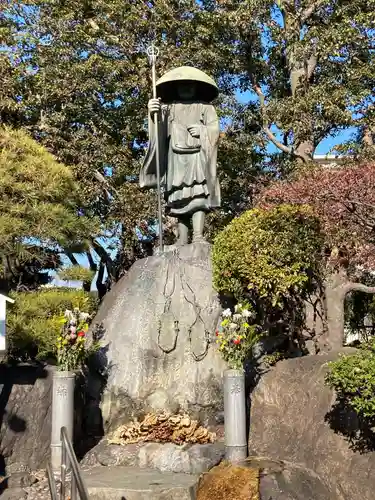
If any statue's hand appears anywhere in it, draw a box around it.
[187,125,200,138]
[148,98,161,115]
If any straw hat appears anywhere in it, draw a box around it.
[156,66,219,103]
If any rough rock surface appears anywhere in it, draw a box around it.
[81,439,225,474]
[248,352,375,500]
[248,457,332,500]
[0,364,53,475]
[196,458,332,500]
[90,242,226,431]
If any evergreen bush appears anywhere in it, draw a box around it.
[212,204,323,306]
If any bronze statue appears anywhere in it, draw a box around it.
[139,66,221,246]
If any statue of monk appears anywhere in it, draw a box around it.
[139,66,221,246]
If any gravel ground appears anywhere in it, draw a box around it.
[1,469,85,500]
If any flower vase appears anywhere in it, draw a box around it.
[51,370,75,470]
[224,368,247,462]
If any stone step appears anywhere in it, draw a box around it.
[82,466,199,500]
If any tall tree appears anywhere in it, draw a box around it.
[0,126,97,292]
[259,161,375,351]
[1,0,374,287]
[1,0,262,277]
[235,0,375,168]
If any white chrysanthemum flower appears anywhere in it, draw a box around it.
[222,308,232,317]
[242,309,252,318]
[233,313,242,321]
[229,322,238,330]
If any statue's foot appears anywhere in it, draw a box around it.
[175,238,189,247]
[192,234,207,244]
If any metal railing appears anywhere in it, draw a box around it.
[47,426,89,500]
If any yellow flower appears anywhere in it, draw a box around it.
[243,322,250,328]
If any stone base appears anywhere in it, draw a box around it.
[83,466,199,500]
[81,440,225,475]
[89,242,226,431]
[0,363,53,475]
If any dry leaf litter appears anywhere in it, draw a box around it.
[109,411,216,445]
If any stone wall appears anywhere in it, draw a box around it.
[0,363,87,476]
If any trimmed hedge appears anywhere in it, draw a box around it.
[212,204,323,305]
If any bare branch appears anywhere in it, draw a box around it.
[86,251,97,272]
[92,239,113,279]
[252,84,291,154]
[96,258,107,300]
[300,0,327,23]
[363,125,375,146]
[66,251,79,266]
[306,54,317,81]
[94,170,119,197]
[346,199,375,211]
[263,127,293,154]
[342,282,375,295]
[252,84,311,162]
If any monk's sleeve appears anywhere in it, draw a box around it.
[201,104,221,207]
[139,106,168,189]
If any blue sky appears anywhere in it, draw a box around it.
[236,89,356,156]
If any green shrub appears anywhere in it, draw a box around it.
[212,204,323,305]
[6,288,98,362]
[325,342,375,419]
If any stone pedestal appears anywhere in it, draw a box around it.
[89,242,227,431]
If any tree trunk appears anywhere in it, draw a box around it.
[318,269,375,352]
[323,279,347,351]
[304,291,325,353]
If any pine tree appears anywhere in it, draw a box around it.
[0,126,97,291]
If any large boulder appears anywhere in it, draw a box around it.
[196,459,332,500]
[90,242,226,431]
[249,352,375,500]
[0,363,86,478]
[0,363,52,475]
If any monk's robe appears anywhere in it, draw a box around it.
[139,101,221,216]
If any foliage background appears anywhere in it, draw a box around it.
[1,0,374,291]
[212,204,323,349]
[6,288,98,362]
[1,0,375,371]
